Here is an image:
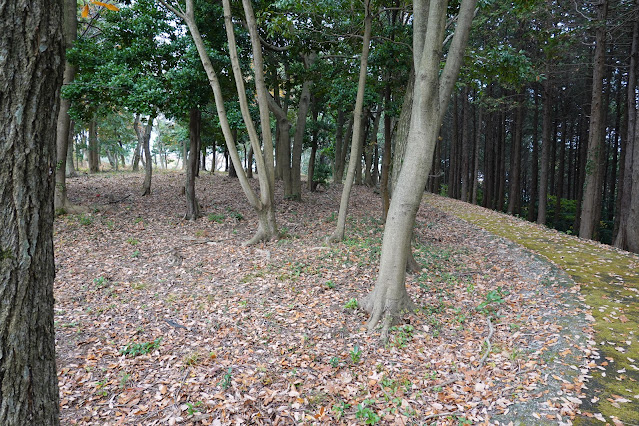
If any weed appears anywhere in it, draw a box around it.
[226,208,243,221]
[119,337,162,357]
[208,213,225,223]
[119,372,131,389]
[95,378,108,396]
[78,214,93,226]
[93,276,109,289]
[220,367,233,389]
[477,287,508,314]
[126,237,139,245]
[325,212,337,223]
[329,356,339,368]
[185,401,203,416]
[350,345,362,364]
[389,324,415,348]
[134,217,144,224]
[355,400,380,424]
[344,298,358,309]
[183,352,202,366]
[332,400,350,419]
[131,249,140,258]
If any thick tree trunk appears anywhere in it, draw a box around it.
[328,1,373,242]
[381,85,392,221]
[580,0,609,240]
[615,16,639,250]
[390,71,415,195]
[362,0,476,335]
[185,108,201,220]
[0,0,63,423]
[88,119,99,173]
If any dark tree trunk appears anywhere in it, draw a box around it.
[471,106,482,204]
[334,110,346,182]
[66,121,77,177]
[88,119,99,173]
[381,85,392,221]
[448,93,459,198]
[554,119,568,227]
[508,92,524,215]
[0,0,63,423]
[307,103,319,191]
[580,0,609,239]
[497,109,507,211]
[528,90,540,221]
[537,76,552,225]
[460,87,470,202]
[185,108,201,220]
[229,130,238,178]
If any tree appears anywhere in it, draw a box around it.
[361,0,477,337]
[579,0,609,240]
[0,0,64,423]
[161,0,278,244]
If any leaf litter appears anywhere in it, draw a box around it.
[55,172,594,425]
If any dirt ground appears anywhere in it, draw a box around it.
[54,171,594,425]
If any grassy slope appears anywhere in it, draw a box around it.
[426,194,639,423]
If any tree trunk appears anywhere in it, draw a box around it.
[537,76,552,225]
[135,115,155,196]
[334,110,346,181]
[381,84,393,221]
[471,107,482,204]
[580,0,609,240]
[88,119,99,173]
[66,122,77,177]
[390,71,415,195]
[507,92,524,215]
[362,0,476,335]
[364,109,381,187]
[307,103,319,191]
[615,16,639,250]
[290,71,315,200]
[0,0,63,422]
[54,0,77,212]
[328,0,373,242]
[460,87,470,201]
[554,119,568,227]
[528,90,540,221]
[185,108,201,220]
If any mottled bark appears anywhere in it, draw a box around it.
[0,0,63,423]
[185,108,201,220]
[135,115,155,196]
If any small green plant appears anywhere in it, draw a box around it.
[126,237,139,245]
[119,337,162,357]
[390,324,415,348]
[183,352,202,366]
[119,372,131,389]
[355,400,381,424]
[325,280,336,289]
[324,211,337,223]
[95,378,108,396]
[207,213,225,223]
[476,287,508,314]
[329,356,339,368]
[78,214,93,226]
[344,298,358,309]
[185,401,203,416]
[332,400,350,420]
[93,276,109,289]
[226,208,243,221]
[220,367,233,389]
[131,249,140,258]
[350,345,362,364]
[134,217,144,224]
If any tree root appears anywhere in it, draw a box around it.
[360,290,416,343]
[243,229,275,246]
[478,317,494,367]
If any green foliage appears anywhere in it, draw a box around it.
[185,401,203,415]
[344,298,358,309]
[389,325,415,348]
[226,208,244,221]
[332,400,350,419]
[208,213,225,223]
[355,400,381,424]
[220,368,233,389]
[93,276,109,289]
[78,214,94,226]
[329,356,339,368]
[312,160,332,186]
[119,337,162,357]
[349,345,362,364]
[476,287,508,314]
[325,280,336,289]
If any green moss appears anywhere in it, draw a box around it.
[1,248,14,261]
[426,194,639,422]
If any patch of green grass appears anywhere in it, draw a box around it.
[78,214,93,226]
[126,237,139,245]
[119,338,162,357]
[344,298,358,309]
[208,213,225,223]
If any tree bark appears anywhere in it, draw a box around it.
[528,90,539,221]
[135,115,155,196]
[507,92,524,215]
[54,0,77,212]
[0,0,63,422]
[362,0,476,335]
[334,110,346,181]
[66,122,77,177]
[381,84,392,221]
[537,75,552,225]
[88,119,99,173]
[185,108,201,220]
[580,0,609,240]
[328,0,373,242]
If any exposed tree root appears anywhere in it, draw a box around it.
[360,289,416,343]
[243,229,275,246]
[478,317,494,367]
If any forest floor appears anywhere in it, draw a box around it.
[54,171,604,425]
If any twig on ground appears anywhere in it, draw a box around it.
[423,411,461,420]
[107,194,131,204]
[173,368,190,412]
[428,374,461,391]
[479,317,494,367]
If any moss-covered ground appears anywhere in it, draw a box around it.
[426,194,639,424]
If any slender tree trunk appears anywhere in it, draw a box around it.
[307,103,319,191]
[381,84,393,221]
[334,110,346,181]
[136,115,155,196]
[364,110,381,187]
[580,0,609,239]
[66,122,77,177]
[554,119,567,227]
[537,76,552,225]
[528,90,540,221]
[472,107,482,204]
[0,0,63,422]
[88,119,99,173]
[460,87,471,201]
[507,92,524,215]
[185,108,201,220]
[390,71,415,195]
[328,0,373,242]
[497,109,507,211]
[132,115,142,172]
